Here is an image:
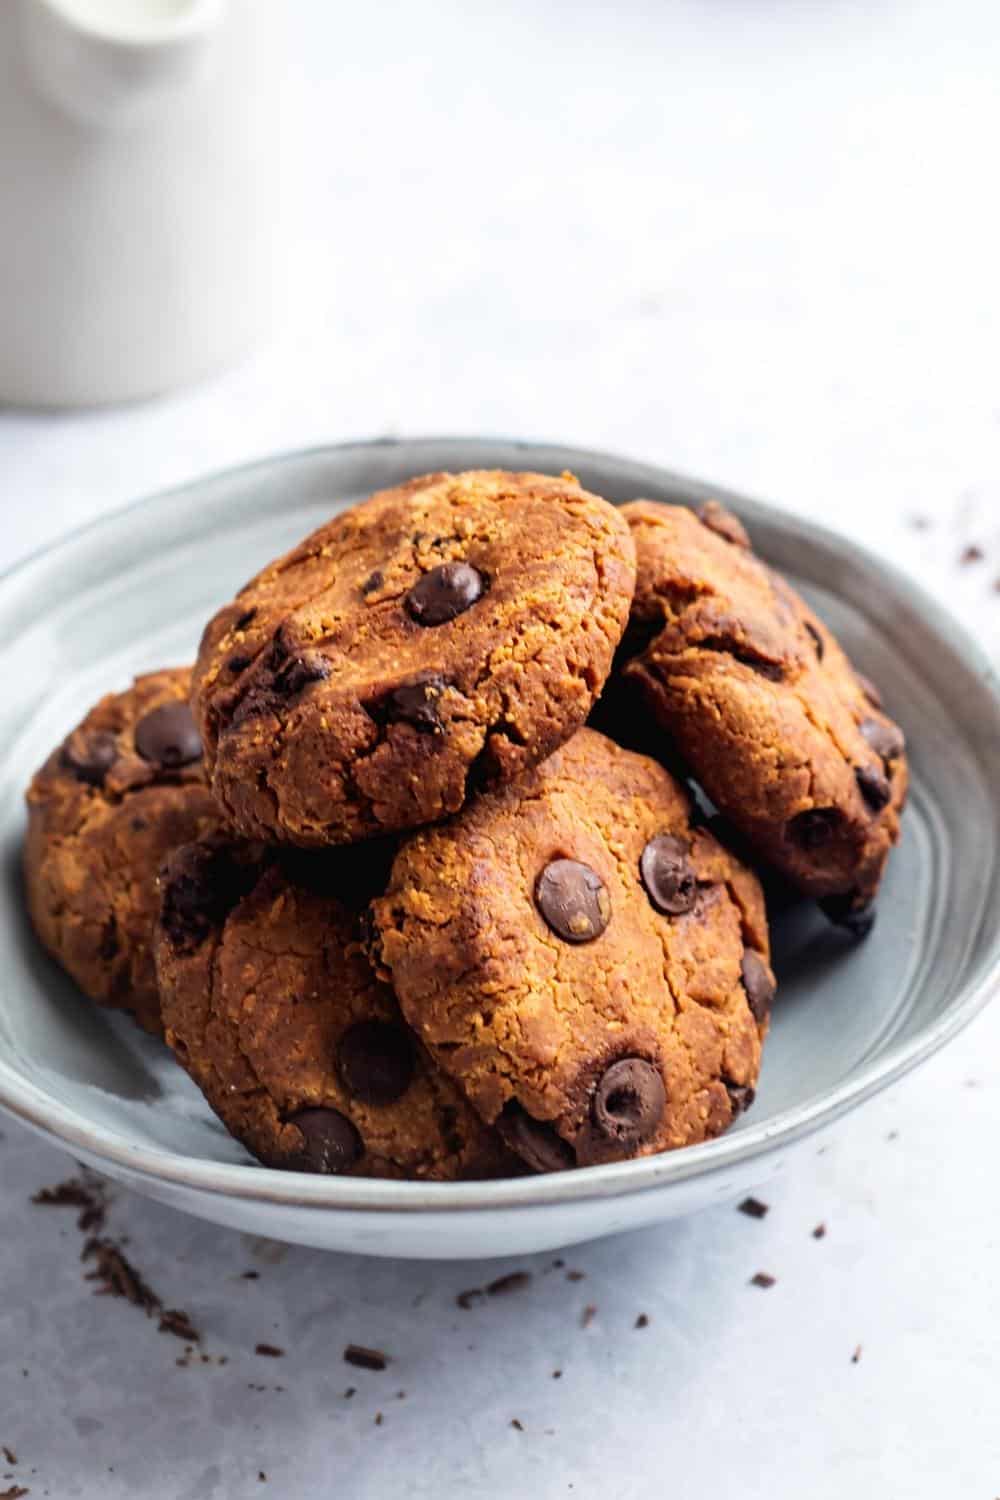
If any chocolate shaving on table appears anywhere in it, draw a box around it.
[343,1344,389,1371]
[738,1196,769,1219]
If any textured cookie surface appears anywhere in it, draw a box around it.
[154,837,517,1180]
[24,669,225,1035]
[370,729,772,1172]
[621,501,908,912]
[192,470,636,846]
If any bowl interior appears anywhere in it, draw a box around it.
[0,438,998,1207]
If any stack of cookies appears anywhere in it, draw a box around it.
[24,471,907,1180]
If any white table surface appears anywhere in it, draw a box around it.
[2,2,999,1496]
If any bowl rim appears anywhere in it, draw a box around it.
[2,434,999,1215]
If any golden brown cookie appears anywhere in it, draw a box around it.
[24,668,225,1035]
[154,837,518,1180]
[369,729,772,1173]
[191,470,636,847]
[620,501,908,927]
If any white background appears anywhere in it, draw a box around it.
[2,2,999,1496]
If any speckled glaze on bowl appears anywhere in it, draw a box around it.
[1,438,998,1259]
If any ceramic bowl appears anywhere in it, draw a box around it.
[1,438,998,1259]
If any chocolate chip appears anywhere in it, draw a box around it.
[725,1082,756,1116]
[228,653,252,674]
[337,1021,414,1105]
[384,676,448,735]
[741,950,776,1023]
[697,500,750,550]
[859,717,905,764]
[361,569,385,596]
[819,892,877,938]
[788,807,842,849]
[61,730,118,787]
[277,652,330,697]
[804,621,825,660]
[160,842,262,952]
[639,835,697,915]
[591,1058,665,1149]
[498,1102,575,1173]
[235,608,257,632]
[406,562,484,626]
[855,764,891,811]
[534,859,610,943]
[288,1108,362,1174]
[856,673,883,709]
[135,702,202,768]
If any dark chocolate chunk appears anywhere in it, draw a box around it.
[277,652,330,697]
[360,569,384,596]
[288,1108,362,1174]
[725,1081,756,1116]
[534,859,610,943]
[804,621,825,660]
[337,1020,414,1106]
[343,1344,388,1371]
[819,892,876,938]
[859,717,905,764]
[61,730,119,787]
[740,950,775,1024]
[160,842,261,951]
[134,702,202,768]
[591,1058,665,1149]
[639,835,697,915]
[498,1102,575,1173]
[406,561,484,626]
[855,764,891,811]
[384,676,448,735]
[697,500,750,549]
[788,807,842,850]
[738,1196,769,1219]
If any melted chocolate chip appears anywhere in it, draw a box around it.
[278,652,330,696]
[228,653,252,674]
[819,892,877,938]
[788,807,842,850]
[235,608,257,632]
[498,1103,575,1173]
[639,835,698,916]
[160,842,262,952]
[384,676,448,735]
[856,673,884,710]
[61,730,118,787]
[740,951,775,1023]
[859,717,905,764]
[804,621,825,660]
[697,500,751,550]
[288,1108,362,1174]
[360,569,385,596]
[591,1058,665,1149]
[406,562,484,626]
[855,764,891,811]
[134,702,202,768]
[534,859,610,943]
[338,1021,415,1105]
[725,1081,756,1116]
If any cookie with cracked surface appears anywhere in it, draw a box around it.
[191,469,636,846]
[154,836,519,1180]
[619,500,908,917]
[24,668,225,1035]
[368,728,772,1172]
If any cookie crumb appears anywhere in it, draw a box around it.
[960,545,984,565]
[551,1258,565,1270]
[374,1413,384,1428]
[158,1309,200,1343]
[510,1419,524,1431]
[738,1196,769,1219]
[83,1240,159,1313]
[241,1271,260,1280]
[254,1345,284,1359]
[344,1344,388,1371]
[851,1345,863,1364]
[812,1223,827,1240]
[750,1272,776,1289]
[634,1314,649,1329]
[565,1269,585,1283]
[258,1473,267,1483]
[456,1288,484,1310]
[486,1271,531,1297]
[580,1304,597,1327]
[552,1370,562,1379]
[0,1486,29,1499]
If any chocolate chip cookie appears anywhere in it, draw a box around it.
[191,470,636,846]
[24,669,225,1034]
[154,837,518,1180]
[620,501,908,925]
[369,728,772,1172]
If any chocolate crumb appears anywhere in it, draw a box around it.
[83,1240,159,1312]
[32,1177,106,1236]
[258,1474,266,1484]
[0,1486,29,1499]
[635,1314,649,1329]
[395,1390,406,1400]
[812,1223,827,1240]
[552,1370,562,1379]
[565,1269,585,1283]
[159,1309,200,1343]
[343,1388,356,1400]
[456,1288,484,1310]
[254,1344,284,1359]
[960,545,984,565]
[750,1272,776,1288]
[738,1196,769,1219]
[580,1304,597,1328]
[510,1419,524,1432]
[374,1413,384,1427]
[486,1271,532,1297]
[241,1271,260,1280]
[851,1345,862,1364]
[344,1344,388,1371]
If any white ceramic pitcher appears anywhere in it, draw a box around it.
[0,0,278,407]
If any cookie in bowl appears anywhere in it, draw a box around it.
[191,470,636,846]
[24,668,225,1035]
[620,500,908,932]
[368,728,773,1173]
